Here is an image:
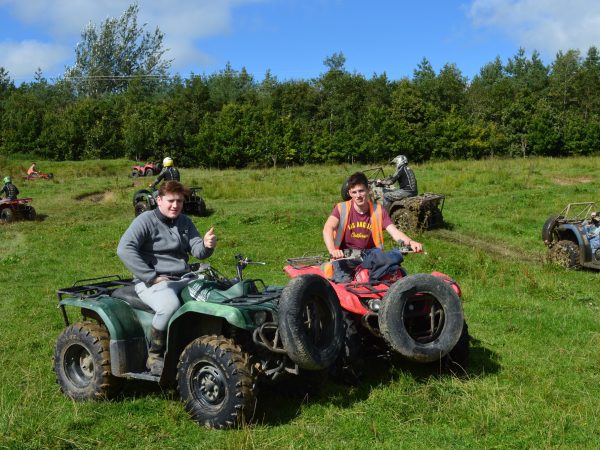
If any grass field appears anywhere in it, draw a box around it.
[1,156,600,449]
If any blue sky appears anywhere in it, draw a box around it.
[1,1,600,84]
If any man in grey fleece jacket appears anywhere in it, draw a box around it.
[117,181,216,375]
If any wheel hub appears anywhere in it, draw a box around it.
[194,365,225,405]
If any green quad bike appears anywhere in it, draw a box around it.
[53,255,343,429]
[132,187,207,217]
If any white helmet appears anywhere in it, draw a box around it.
[391,155,408,168]
[163,157,174,167]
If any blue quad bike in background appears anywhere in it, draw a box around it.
[542,202,600,270]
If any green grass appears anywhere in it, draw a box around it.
[2,156,600,448]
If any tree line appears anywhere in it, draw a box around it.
[1,7,599,167]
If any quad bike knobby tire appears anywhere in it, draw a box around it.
[330,312,365,383]
[0,208,14,223]
[53,321,121,400]
[145,169,154,177]
[25,206,37,221]
[548,240,581,269]
[193,198,207,216]
[440,321,470,376]
[131,170,139,178]
[542,214,563,243]
[177,335,256,429]
[279,274,344,371]
[134,201,149,216]
[379,274,464,363]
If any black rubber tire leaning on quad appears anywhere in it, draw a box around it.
[278,274,344,371]
[0,208,14,223]
[379,274,464,363]
[440,321,470,376]
[134,201,149,216]
[177,335,256,429]
[542,214,563,243]
[25,206,37,221]
[548,239,581,269]
[53,321,121,400]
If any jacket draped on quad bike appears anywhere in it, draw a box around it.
[53,256,344,429]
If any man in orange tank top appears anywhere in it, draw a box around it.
[323,171,423,282]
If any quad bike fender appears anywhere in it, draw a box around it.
[555,224,592,262]
[59,296,148,376]
[169,301,257,331]
[431,271,462,297]
[59,296,145,340]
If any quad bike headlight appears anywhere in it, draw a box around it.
[252,310,268,326]
[368,299,382,312]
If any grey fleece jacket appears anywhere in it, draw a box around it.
[117,209,213,283]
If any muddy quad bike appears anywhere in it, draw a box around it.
[0,198,37,223]
[131,163,159,178]
[24,171,53,180]
[341,168,445,233]
[132,187,207,217]
[53,255,343,429]
[542,202,600,270]
[284,245,469,379]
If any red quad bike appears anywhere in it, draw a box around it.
[131,163,158,178]
[24,171,53,180]
[0,198,37,223]
[284,246,469,379]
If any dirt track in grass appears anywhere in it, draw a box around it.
[430,228,544,264]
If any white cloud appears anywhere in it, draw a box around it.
[468,0,600,55]
[0,40,70,80]
[0,0,266,80]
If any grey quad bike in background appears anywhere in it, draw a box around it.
[341,168,445,233]
[542,202,600,270]
[53,255,343,429]
[132,187,207,217]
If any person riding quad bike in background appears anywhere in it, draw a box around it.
[27,162,39,178]
[376,155,418,210]
[150,157,180,191]
[1,176,19,201]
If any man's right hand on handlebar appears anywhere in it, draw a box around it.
[329,249,344,259]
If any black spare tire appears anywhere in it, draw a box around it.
[379,274,464,363]
[279,274,343,370]
[340,178,351,201]
[542,214,563,243]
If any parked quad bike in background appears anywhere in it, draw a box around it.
[24,171,53,180]
[341,168,445,233]
[53,255,344,429]
[131,162,159,178]
[0,198,37,223]
[542,202,600,270]
[132,187,207,216]
[284,245,469,380]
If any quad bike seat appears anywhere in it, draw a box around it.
[112,285,154,313]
